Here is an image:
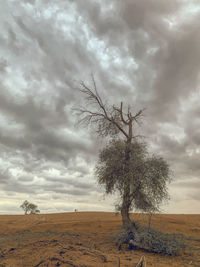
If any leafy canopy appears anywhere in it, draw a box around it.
[20,200,40,214]
[95,139,171,213]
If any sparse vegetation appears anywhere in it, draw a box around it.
[116,223,186,256]
[0,213,199,266]
[20,200,40,215]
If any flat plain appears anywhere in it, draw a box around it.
[0,212,200,266]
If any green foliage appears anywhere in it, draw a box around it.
[20,200,40,214]
[116,224,186,256]
[95,139,171,213]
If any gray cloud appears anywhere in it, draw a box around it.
[0,0,200,213]
[173,180,200,189]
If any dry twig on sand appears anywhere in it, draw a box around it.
[118,256,120,267]
[117,255,146,267]
[135,255,146,267]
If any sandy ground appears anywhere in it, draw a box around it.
[0,212,199,266]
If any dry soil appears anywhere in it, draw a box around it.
[0,212,200,266]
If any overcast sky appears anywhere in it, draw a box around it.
[0,0,200,214]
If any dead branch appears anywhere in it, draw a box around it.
[113,102,129,125]
[118,256,120,267]
[77,77,145,141]
[135,255,146,267]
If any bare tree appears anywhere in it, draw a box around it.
[76,76,145,228]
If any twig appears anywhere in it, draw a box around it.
[118,256,120,267]
[135,255,146,267]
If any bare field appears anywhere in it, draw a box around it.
[0,212,200,266]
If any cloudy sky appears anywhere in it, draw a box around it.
[0,0,200,214]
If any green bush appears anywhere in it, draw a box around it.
[116,224,186,256]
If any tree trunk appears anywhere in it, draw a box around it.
[121,139,132,229]
[121,196,132,229]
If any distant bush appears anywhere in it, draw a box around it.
[116,223,186,256]
[20,200,40,215]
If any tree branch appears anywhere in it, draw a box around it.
[113,102,129,125]
[131,108,146,124]
[79,81,129,139]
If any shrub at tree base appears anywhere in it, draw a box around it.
[116,224,186,256]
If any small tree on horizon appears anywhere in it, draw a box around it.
[77,77,171,229]
[20,200,40,215]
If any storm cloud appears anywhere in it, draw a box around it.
[0,0,200,214]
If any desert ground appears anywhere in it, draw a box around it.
[0,212,200,266]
